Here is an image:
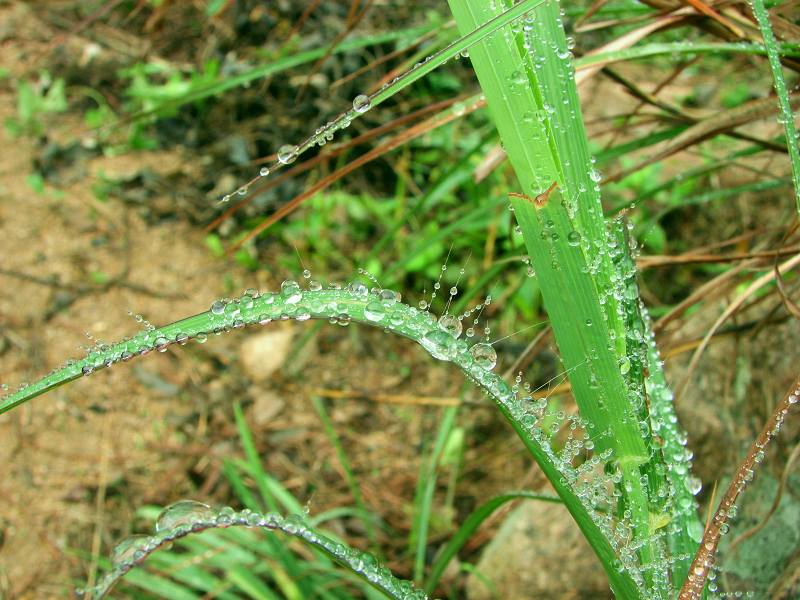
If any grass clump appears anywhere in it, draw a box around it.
[1,0,798,599]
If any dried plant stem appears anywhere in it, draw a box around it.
[679,376,800,599]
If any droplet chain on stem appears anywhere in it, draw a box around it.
[217,0,546,204]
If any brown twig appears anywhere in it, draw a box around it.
[205,97,461,232]
[636,245,800,268]
[330,29,438,90]
[679,376,800,599]
[681,0,745,37]
[279,0,323,50]
[774,221,800,319]
[676,252,800,403]
[726,440,800,558]
[296,0,374,101]
[227,97,486,252]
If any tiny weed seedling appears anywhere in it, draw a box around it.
[2,0,799,599]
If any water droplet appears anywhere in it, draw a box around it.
[155,500,214,533]
[111,535,150,567]
[259,166,270,177]
[364,300,386,322]
[211,300,225,315]
[618,356,631,375]
[420,330,457,361]
[240,293,254,309]
[175,333,189,345]
[438,314,463,338]
[196,332,208,344]
[469,343,497,370]
[215,506,236,526]
[352,94,371,113]
[685,476,702,495]
[155,337,169,352]
[280,280,302,304]
[277,144,299,165]
[567,231,582,246]
[350,282,368,298]
[379,289,398,304]
[302,269,311,279]
[509,70,527,86]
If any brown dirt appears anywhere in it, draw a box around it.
[0,10,536,595]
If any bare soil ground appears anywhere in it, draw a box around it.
[0,19,534,591]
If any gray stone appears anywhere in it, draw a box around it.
[239,328,294,382]
[466,499,611,599]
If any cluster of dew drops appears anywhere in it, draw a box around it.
[411,263,497,369]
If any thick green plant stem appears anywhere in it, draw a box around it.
[0,285,641,598]
[446,0,677,597]
[615,225,703,588]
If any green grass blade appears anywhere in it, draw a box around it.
[232,403,304,514]
[223,459,264,511]
[367,0,545,113]
[232,401,276,511]
[424,491,561,593]
[367,125,497,269]
[410,406,457,582]
[231,404,310,593]
[137,550,244,599]
[121,568,202,600]
[228,564,288,600]
[310,395,378,546]
[750,0,800,214]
